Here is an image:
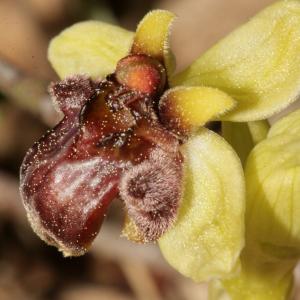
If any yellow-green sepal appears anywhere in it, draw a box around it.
[218,111,300,299]
[172,0,300,121]
[159,128,245,282]
[159,86,236,135]
[268,108,300,138]
[245,119,300,260]
[131,10,176,77]
[48,21,134,79]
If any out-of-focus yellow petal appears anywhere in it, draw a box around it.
[131,10,176,76]
[159,86,236,135]
[268,109,300,138]
[159,128,245,282]
[172,1,300,121]
[245,118,300,260]
[48,21,134,79]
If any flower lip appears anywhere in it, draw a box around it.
[20,61,183,255]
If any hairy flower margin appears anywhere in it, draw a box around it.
[20,1,300,299]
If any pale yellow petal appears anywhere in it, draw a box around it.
[245,132,300,259]
[159,86,236,135]
[132,10,176,76]
[172,1,300,121]
[159,128,245,282]
[48,21,134,79]
[216,110,300,299]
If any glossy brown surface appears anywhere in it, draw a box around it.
[20,56,183,256]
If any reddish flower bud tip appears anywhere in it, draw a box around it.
[115,54,166,95]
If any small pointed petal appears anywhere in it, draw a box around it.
[159,87,236,136]
[48,21,134,79]
[131,10,176,76]
[172,1,300,121]
[159,128,245,282]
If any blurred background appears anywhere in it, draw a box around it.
[0,0,299,299]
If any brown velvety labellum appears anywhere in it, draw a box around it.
[20,69,183,255]
[115,54,166,95]
[21,76,129,256]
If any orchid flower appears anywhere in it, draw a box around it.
[20,1,300,299]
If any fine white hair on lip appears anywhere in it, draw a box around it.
[119,148,182,241]
[48,74,95,115]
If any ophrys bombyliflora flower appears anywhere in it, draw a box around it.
[20,1,300,287]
